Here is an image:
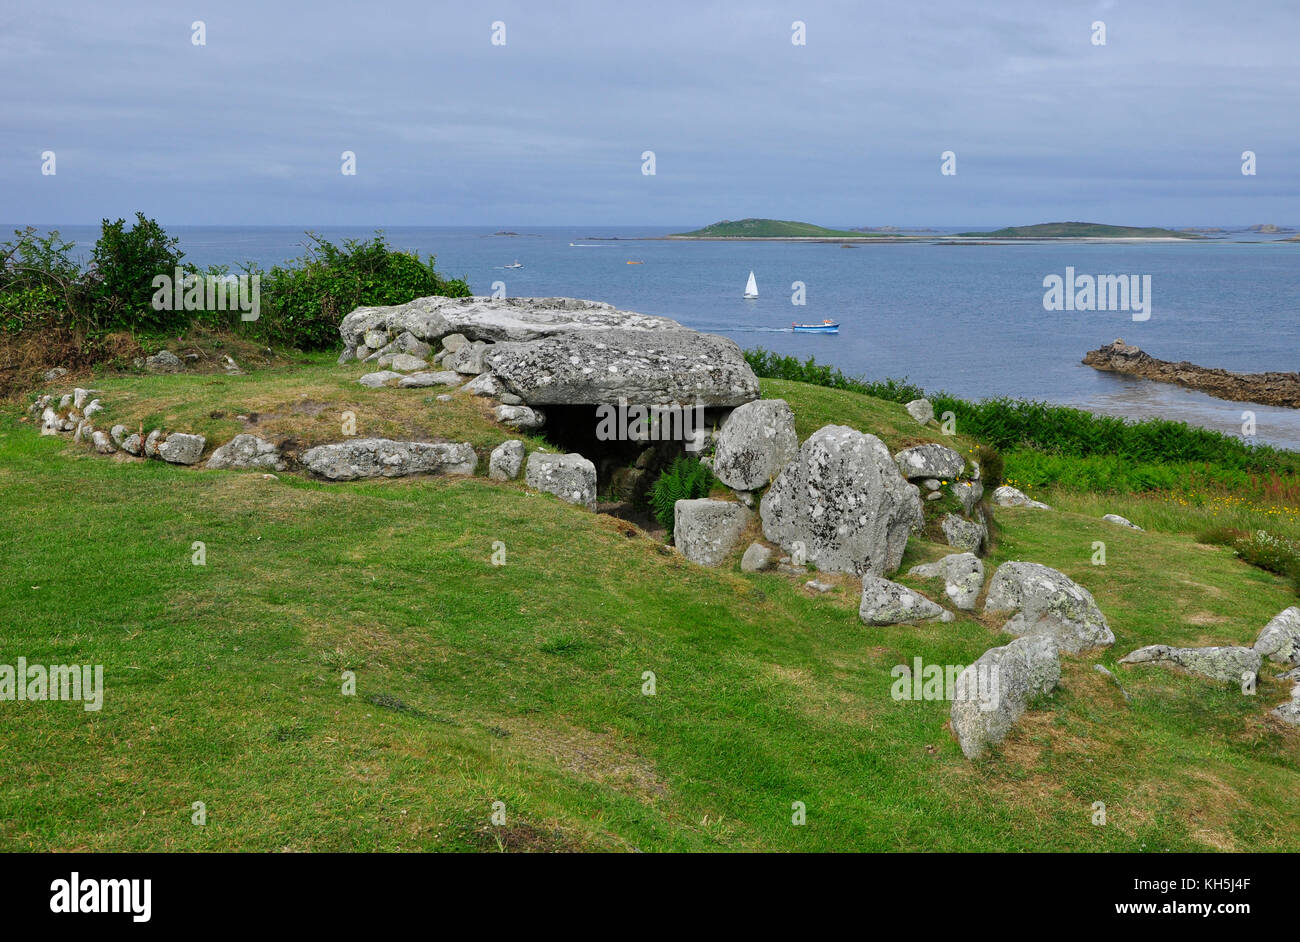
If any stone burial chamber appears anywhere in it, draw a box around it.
[340,295,764,499]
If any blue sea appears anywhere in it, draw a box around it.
[20,224,1300,449]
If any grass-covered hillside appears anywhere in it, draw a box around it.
[955,222,1197,240]
[671,218,877,239]
[2,354,1298,852]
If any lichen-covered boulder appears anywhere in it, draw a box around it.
[207,434,287,472]
[905,398,934,425]
[339,297,761,408]
[143,350,184,373]
[984,561,1114,653]
[448,341,490,375]
[91,430,115,455]
[951,636,1060,759]
[949,480,983,515]
[393,332,431,357]
[674,499,752,567]
[893,443,964,482]
[858,575,952,625]
[157,433,206,465]
[486,329,759,407]
[359,371,401,388]
[1273,686,1300,726]
[1253,607,1300,665]
[301,439,476,480]
[488,440,525,481]
[346,296,682,347]
[525,452,596,509]
[1103,513,1143,530]
[1119,644,1261,685]
[711,398,799,491]
[993,485,1050,510]
[387,353,429,373]
[397,366,465,384]
[494,404,545,431]
[397,370,463,388]
[462,372,505,398]
[940,514,986,554]
[740,542,773,572]
[759,425,923,576]
[908,552,985,610]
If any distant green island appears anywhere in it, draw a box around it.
[668,218,1199,241]
[955,221,1197,239]
[671,218,880,239]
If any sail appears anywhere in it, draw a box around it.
[744,271,758,297]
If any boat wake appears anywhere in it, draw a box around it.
[690,325,794,333]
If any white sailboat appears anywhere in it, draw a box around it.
[743,271,758,298]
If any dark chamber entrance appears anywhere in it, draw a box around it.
[537,403,730,506]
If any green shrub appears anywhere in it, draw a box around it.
[0,227,83,329]
[1194,526,1244,547]
[646,457,717,537]
[2,220,470,354]
[975,444,1004,490]
[743,349,924,402]
[88,213,187,333]
[252,233,470,350]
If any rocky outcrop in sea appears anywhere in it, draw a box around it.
[1083,339,1300,408]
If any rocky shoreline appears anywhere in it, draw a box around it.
[1083,339,1300,408]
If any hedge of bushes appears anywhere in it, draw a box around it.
[0,214,469,350]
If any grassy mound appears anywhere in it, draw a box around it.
[2,363,1298,851]
[672,219,877,239]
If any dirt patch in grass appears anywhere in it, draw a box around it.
[1178,578,1224,598]
[462,819,583,853]
[766,663,812,687]
[1181,770,1248,851]
[995,709,1099,769]
[500,719,667,803]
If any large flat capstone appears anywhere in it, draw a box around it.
[340,296,761,409]
[485,329,759,406]
[341,296,683,350]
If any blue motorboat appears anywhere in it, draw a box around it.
[791,320,839,334]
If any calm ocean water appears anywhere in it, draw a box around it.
[21,224,1300,449]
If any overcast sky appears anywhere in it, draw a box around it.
[4,0,1297,227]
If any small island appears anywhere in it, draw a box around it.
[670,218,885,239]
[662,218,1209,242]
[956,222,1197,240]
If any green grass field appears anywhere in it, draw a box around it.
[2,358,1297,851]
